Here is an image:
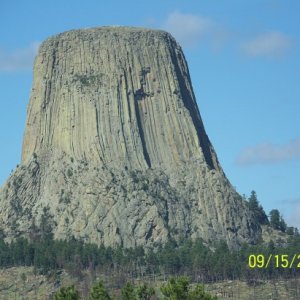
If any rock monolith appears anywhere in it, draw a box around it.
[0,27,260,248]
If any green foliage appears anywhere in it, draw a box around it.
[67,168,73,177]
[88,281,112,300]
[160,277,217,300]
[248,191,269,225]
[130,170,139,183]
[60,190,71,204]
[20,272,27,282]
[0,228,300,283]
[10,197,23,214]
[286,226,297,235]
[54,285,81,300]
[54,279,215,300]
[74,74,102,86]
[136,283,155,300]
[188,284,217,300]
[12,176,23,190]
[269,209,287,232]
[161,276,189,299]
[121,282,137,300]
[40,206,54,240]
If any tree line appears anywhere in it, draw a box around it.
[54,277,217,300]
[0,190,299,300]
[0,190,299,283]
[0,232,299,282]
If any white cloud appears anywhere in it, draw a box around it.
[162,11,214,48]
[0,41,40,72]
[241,31,292,57]
[236,138,300,166]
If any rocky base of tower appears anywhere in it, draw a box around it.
[0,150,260,249]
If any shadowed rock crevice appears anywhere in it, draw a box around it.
[168,43,217,171]
[134,92,152,168]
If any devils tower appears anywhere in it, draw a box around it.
[0,27,260,248]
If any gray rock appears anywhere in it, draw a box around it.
[0,26,261,249]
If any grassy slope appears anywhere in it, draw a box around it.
[0,267,299,299]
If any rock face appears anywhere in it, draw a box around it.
[0,27,260,248]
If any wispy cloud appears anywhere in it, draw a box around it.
[240,31,292,57]
[162,11,214,48]
[236,138,300,166]
[0,41,40,72]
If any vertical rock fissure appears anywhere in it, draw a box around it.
[122,70,132,122]
[95,106,104,161]
[134,95,151,168]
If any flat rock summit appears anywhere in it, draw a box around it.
[0,27,261,248]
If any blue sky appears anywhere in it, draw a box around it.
[0,0,299,228]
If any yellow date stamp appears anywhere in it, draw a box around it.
[248,254,300,269]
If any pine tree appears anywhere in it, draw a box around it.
[188,284,217,300]
[40,206,54,240]
[270,209,281,229]
[161,277,217,300]
[248,191,269,225]
[269,209,287,232]
[54,285,81,300]
[160,277,189,300]
[136,283,155,300]
[121,282,137,300]
[286,227,295,235]
[88,281,112,300]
